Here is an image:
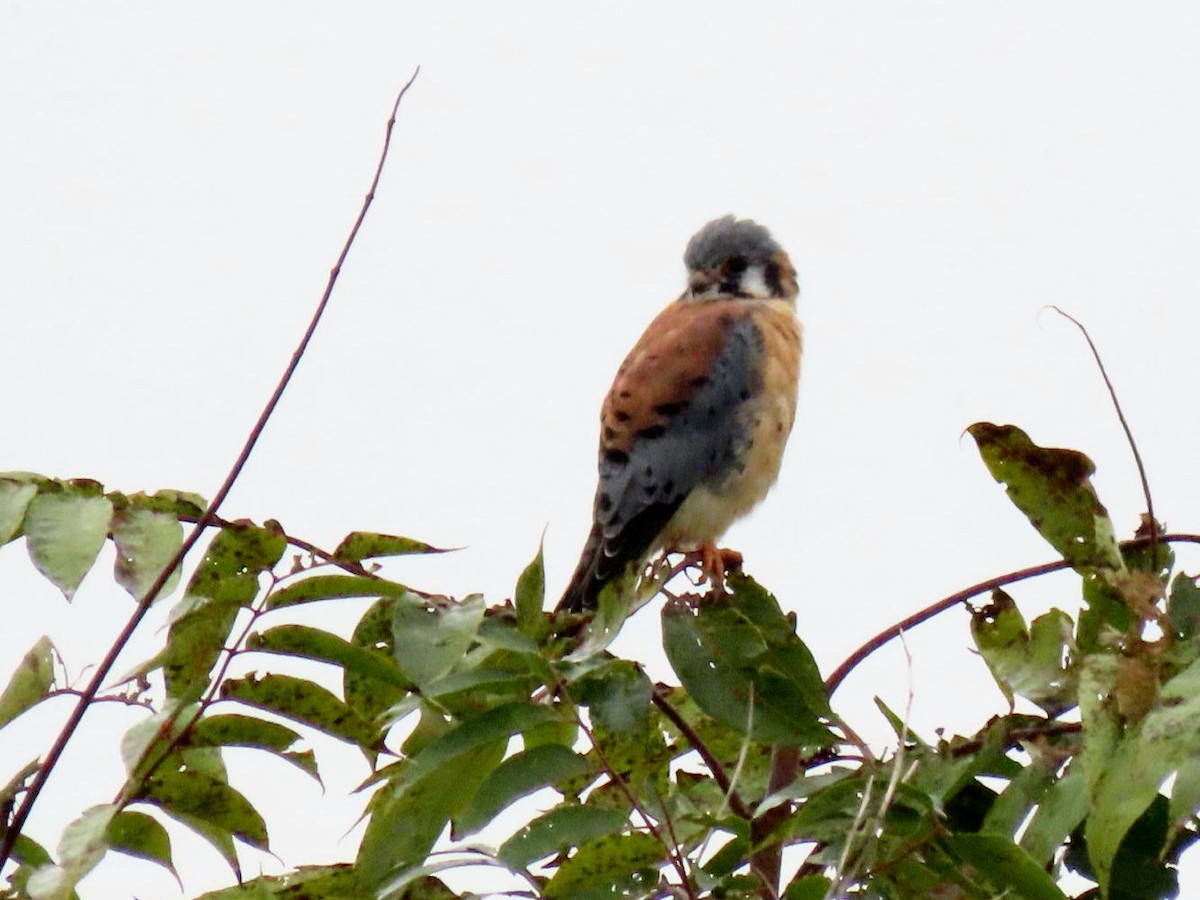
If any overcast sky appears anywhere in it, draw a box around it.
[4,3,1200,896]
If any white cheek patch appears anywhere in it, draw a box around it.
[739,265,773,298]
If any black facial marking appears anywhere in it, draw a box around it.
[724,256,748,276]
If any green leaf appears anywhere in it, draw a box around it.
[357,742,503,890]
[110,506,183,601]
[334,531,448,562]
[1167,572,1200,640]
[498,805,628,869]
[25,804,117,900]
[126,489,208,519]
[138,766,268,856]
[391,592,485,687]
[1078,572,1139,654]
[160,521,286,701]
[0,635,56,728]
[573,660,653,734]
[0,479,38,545]
[980,753,1061,839]
[970,591,1077,715]
[406,701,562,785]
[967,422,1125,575]
[456,743,594,836]
[344,597,410,724]
[543,831,662,898]
[661,575,831,745]
[247,624,413,691]
[1086,654,1200,893]
[192,864,368,898]
[265,574,412,610]
[1020,765,1089,866]
[189,714,320,785]
[514,539,546,635]
[220,673,380,751]
[23,490,114,600]
[946,833,1067,899]
[784,874,833,899]
[106,810,177,880]
[120,702,200,781]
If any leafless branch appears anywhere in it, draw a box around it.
[0,69,421,867]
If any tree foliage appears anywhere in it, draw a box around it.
[2,421,1199,899]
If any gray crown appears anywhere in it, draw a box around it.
[683,215,781,273]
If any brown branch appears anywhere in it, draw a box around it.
[0,69,421,868]
[751,745,800,899]
[651,688,753,821]
[824,558,1070,695]
[825,533,1200,697]
[1049,306,1159,564]
[949,720,1082,758]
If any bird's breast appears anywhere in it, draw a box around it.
[658,301,802,549]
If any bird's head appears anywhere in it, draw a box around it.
[683,215,798,303]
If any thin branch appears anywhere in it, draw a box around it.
[565,685,696,898]
[823,558,1069,696]
[0,69,421,868]
[115,574,284,807]
[825,533,1200,697]
[1049,306,1159,562]
[949,720,1082,758]
[651,688,752,820]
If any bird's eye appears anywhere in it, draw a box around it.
[723,257,748,276]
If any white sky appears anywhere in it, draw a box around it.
[3,2,1200,896]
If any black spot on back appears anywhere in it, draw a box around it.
[653,402,686,417]
[636,424,667,440]
[604,449,630,465]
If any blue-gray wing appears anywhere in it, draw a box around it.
[557,299,764,611]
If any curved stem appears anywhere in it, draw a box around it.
[0,69,420,869]
[824,533,1200,696]
[1049,306,1159,564]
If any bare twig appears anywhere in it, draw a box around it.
[0,69,421,868]
[823,558,1069,695]
[824,533,1200,697]
[1048,306,1159,564]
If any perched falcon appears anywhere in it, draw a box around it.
[557,216,803,612]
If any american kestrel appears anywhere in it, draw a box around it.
[557,216,803,612]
